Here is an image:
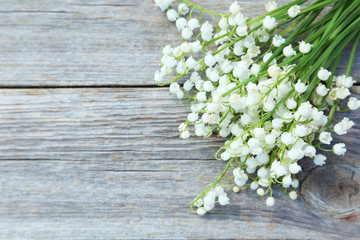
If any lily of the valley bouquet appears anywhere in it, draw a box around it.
[153,0,360,215]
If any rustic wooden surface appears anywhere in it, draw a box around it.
[0,0,359,239]
[0,0,359,87]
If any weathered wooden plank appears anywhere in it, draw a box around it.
[302,163,360,218]
[0,0,358,87]
[0,87,359,239]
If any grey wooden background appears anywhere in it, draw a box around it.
[0,0,359,239]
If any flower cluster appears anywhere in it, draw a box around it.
[194,185,230,215]
[154,0,360,215]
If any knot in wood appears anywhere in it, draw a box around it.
[302,164,360,218]
[335,178,359,196]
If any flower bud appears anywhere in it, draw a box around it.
[288,5,301,18]
[299,41,312,53]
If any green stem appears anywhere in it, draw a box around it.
[346,32,360,76]
[182,0,225,17]
[326,100,339,129]
[190,159,234,208]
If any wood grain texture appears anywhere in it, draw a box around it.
[0,0,359,87]
[0,87,359,239]
[1,0,360,239]
[302,164,360,218]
